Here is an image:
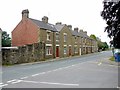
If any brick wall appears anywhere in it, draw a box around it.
[12,19,39,46]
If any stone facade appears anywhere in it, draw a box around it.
[2,43,45,65]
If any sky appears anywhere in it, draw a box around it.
[0,0,111,44]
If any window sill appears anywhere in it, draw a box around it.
[46,54,52,56]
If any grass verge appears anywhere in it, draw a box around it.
[109,56,115,61]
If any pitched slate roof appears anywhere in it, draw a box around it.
[71,30,80,37]
[54,24,65,32]
[30,18,57,32]
[55,24,80,37]
[79,31,90,38]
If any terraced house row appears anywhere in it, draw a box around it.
[12,9,98,59]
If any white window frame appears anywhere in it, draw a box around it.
[64,33,67,42]
[56,33,59,42]
[47,32,51,41]
[64,47,67,54]
[74,47,78,53]
[46,46,52,55]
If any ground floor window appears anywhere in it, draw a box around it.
[64,47,67,54]
[74,47,78,53]
[46,46,52,55]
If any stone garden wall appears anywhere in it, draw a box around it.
[2,43,45,65]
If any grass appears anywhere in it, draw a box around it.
[109,56,115,61]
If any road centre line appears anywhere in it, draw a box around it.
[11,80,23,84]
[31,60,95,77]
[31,74,40,77]
[0,84,8,87]
[7,79,17,83]
[22,80,79,86]
[20,76,28,79]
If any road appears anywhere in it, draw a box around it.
[1,51,118,88]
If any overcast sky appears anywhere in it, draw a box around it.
[0,0,111,44]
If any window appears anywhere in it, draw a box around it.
[64,33,67,42]
[74,47,78,53]
[56,33,59,41]
[46,46,52,55]
[47,32,50,41]
[64,47,67,54]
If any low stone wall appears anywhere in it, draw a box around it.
[2,43,45,65]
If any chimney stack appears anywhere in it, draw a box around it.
[22,9,29,19]
[79,29,83,32]
[84,31,87,34]
[56,22,62,25]
[42,16,48,23]
[74,27,79,32]
[68,25,72,30]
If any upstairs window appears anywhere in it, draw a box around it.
[64,33,67,42]
[56,33,59,41]
[47,32,50,41]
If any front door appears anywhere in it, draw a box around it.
[79,48,81,55]
[56,46,59,57]
[69,46,71,56]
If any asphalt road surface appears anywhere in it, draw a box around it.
[1,51,118,88]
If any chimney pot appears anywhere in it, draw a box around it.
[22,9,29,19]
[79,29,83,32]
[68,25,72,30]
[42,16,48,23]
[56,22,62,25]
[84,31,87,34]
[74,27,79,32]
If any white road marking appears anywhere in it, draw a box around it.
[30,61,94,77]
[11,80,23,84]
[0,83,3,85]
[31,74,40,77]
[22,80,79,86]
[7,79,17,83]
[98,62,102,66]
[117,86,120,88]
[20,76,28,79]
[0,84,8,87]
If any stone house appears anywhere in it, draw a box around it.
[55,23,83,57]
[70,27,81,56]
[55,23,73,58]
[91,39,98,53]
[12,9,58,59]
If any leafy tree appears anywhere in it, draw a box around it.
[102,42,109,50]
[101,0,120,48]
[90,34,97,40]
[90,35,109,51]
[2,31,11,47]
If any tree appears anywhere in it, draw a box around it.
[2,31,11,47]
[90,34,97,40]
[90,34,109,51]
[102,42,109,50]
[101,0,120,48]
